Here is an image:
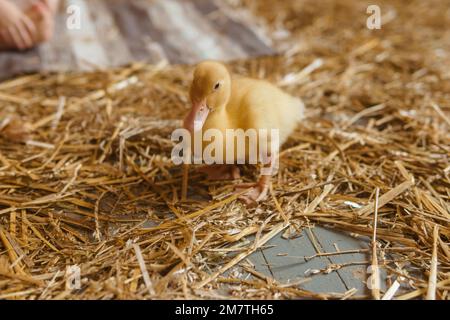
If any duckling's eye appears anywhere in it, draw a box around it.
[213,82,220,91]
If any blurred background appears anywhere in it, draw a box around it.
[1,0,448,79]
[0,0,449,300]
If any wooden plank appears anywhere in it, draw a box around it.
[65,0,109,70]
[0,52,6,80]
[311,227,388,295]
[250,248,273,275]
[106,0,167,63]
[1,0,276,78]
[178,0,250,60]
[192,0,275,57]
[145,0,246,64]
[145,0,204,64]
[39,0,78,73]
[85,0,133,68]
[0,48,41,80]
[249,228,348,294]
[194,223,287,289]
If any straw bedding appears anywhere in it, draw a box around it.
[0,0,449,299]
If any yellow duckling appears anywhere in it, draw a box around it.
[183,61,304,205]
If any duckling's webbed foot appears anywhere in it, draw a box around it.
[197,164,240,180]
[235,175,270,207]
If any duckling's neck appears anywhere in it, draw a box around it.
[211,104,230,129]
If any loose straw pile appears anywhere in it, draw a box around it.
[0,0,449,300]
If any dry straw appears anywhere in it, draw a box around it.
[0,0,449,299]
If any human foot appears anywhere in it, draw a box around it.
[0,0,38,50]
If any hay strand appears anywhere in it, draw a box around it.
[0,0,449,299]
[426,226,439,300]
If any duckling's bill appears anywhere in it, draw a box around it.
[183,100,210,132]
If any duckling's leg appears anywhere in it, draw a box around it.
[197,164,240,180]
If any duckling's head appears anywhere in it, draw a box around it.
[184,61,231,132]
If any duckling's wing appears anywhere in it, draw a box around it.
[231,79,304,133]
